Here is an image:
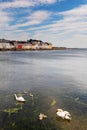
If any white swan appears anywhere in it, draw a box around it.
[39,113,47,120]
[56,109,71,120]
[29,93,33,97]
[14,94,26,102]
[24,90,28,94]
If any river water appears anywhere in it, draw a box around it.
[0,49,87,130]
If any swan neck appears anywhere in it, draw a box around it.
[14,94,17,99]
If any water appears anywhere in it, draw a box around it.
[0,49,87,130]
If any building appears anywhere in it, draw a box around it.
[0,43,3,50]
[0,38,53,50]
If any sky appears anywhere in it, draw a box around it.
[0,0,87,48]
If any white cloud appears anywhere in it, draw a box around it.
[25,4,87,34]
[59,4,87,16]
[0,0,35,9]
[28,4,87,48]
[0,0,57,9]
[38,0,57,4]
[0,10,11,24]
[57,4,87,34]
[1,30,29,41]
[28,10,51,24]
[0,9,12,31]
[9,10,51,28]
[0,9,51,40]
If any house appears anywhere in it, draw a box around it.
[0,40,15,50]
[14,41,25,50]
[0,38,53,50]
[5,43,13,50]
[44,42,53,49]
[22,43,32,50]
[0,43,3,50]
[38,42,52,49]
[14,41,32,50]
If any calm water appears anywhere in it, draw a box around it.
[0,49,87,130]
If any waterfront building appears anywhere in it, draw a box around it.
[0,38,53,50]
[0,43,3,50]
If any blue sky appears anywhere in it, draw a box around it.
[0,0,87,48]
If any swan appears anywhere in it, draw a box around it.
[24,90,28,94]
[14,94,26,102]
[29,93,33,97]
[39,113,47,120]
[56,109,71,120]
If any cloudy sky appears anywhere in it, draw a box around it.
[0,0,87,48]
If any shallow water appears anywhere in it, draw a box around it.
[0,49,87,130]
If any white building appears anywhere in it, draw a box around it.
[0,43,3,50]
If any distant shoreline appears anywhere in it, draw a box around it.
[0,47,68,51]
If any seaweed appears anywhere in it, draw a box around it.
[51,99,56,106]
[3,107,21,115]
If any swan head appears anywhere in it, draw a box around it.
[14,94,17,99]
[57,109,63,112]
